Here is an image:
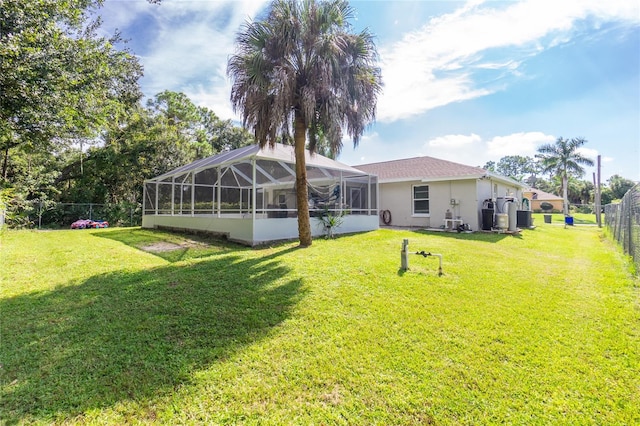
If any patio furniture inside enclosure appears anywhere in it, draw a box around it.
[143,144,378,219]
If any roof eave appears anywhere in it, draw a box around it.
[485,172,527,188]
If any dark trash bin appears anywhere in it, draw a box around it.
[565,215,574,226]
[481,209,494,230]
[544,214,552,224]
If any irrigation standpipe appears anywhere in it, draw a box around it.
[400,239,444,276]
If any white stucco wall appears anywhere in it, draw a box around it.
[142,214,378,245]
[378,179,480,230]
[142,215,254,243]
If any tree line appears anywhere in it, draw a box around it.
[0,0,254,226]
[483,147,636,209]
[1,0,382,248]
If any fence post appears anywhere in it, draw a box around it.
[605,184,639,273]
[628,200,633,257]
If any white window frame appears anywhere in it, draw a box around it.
[412,184,430,216]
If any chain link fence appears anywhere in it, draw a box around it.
[604,183,640,273]
[4,201,142,229]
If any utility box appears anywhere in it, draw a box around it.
[517,210,532,228]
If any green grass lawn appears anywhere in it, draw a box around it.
[1,223,638,425]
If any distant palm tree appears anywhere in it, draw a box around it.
[536,137,594,215]
[227,0,382,247]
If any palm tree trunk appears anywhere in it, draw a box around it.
[294,115,312,247]
[562,173,569,216]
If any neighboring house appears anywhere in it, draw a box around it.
[142,144,378,245]
[355,156,527,231]
[523,188,564,212]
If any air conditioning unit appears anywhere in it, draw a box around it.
[450,198,459,206]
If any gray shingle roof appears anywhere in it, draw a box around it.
[354,156,487,182]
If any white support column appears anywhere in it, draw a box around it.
[171,177,175,216]
[217,167,221,218]
[367,175,371,215]
[376,178,379,212]
[252,159,257,222]
[179,177,183,215]
[155,182,158,215]
[142,183,147,216]
[191,172,195,216]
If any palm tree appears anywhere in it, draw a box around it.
[536,137,594,215]
[227,0,382,247]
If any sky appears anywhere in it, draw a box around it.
[97,0,640,182]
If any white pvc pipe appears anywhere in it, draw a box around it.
[415,250,443,276]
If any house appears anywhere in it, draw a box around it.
[523,188,564,212]
[354,156,527,231]
[142,144,379,245]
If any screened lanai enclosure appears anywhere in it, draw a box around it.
[142,144,379,245]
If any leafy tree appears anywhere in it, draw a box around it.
[532,177,555,195]
[607,174,636,200]
[600,186,615,206]
[482,161,496,172]
[574,179,594,205]
[0,0,142,180]
[536,137,594,215]
[56,92,254,206]
[494,155,536,182]
[146,91,213,167]
[228,0,382,246]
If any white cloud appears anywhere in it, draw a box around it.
[340,130,557,168]
[376,0,639,122]
[100,0,269,119]
[98,0,153,31]
[576,147,599,162]
[428,133,482,148]
[420,131,555,168]
[487,132,555,157]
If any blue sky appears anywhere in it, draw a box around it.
[98,0,640,182]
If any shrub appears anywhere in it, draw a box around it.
[540,202,553,211]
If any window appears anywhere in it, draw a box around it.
[413,185,429,215]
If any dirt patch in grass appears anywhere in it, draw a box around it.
[140,240,207,253]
